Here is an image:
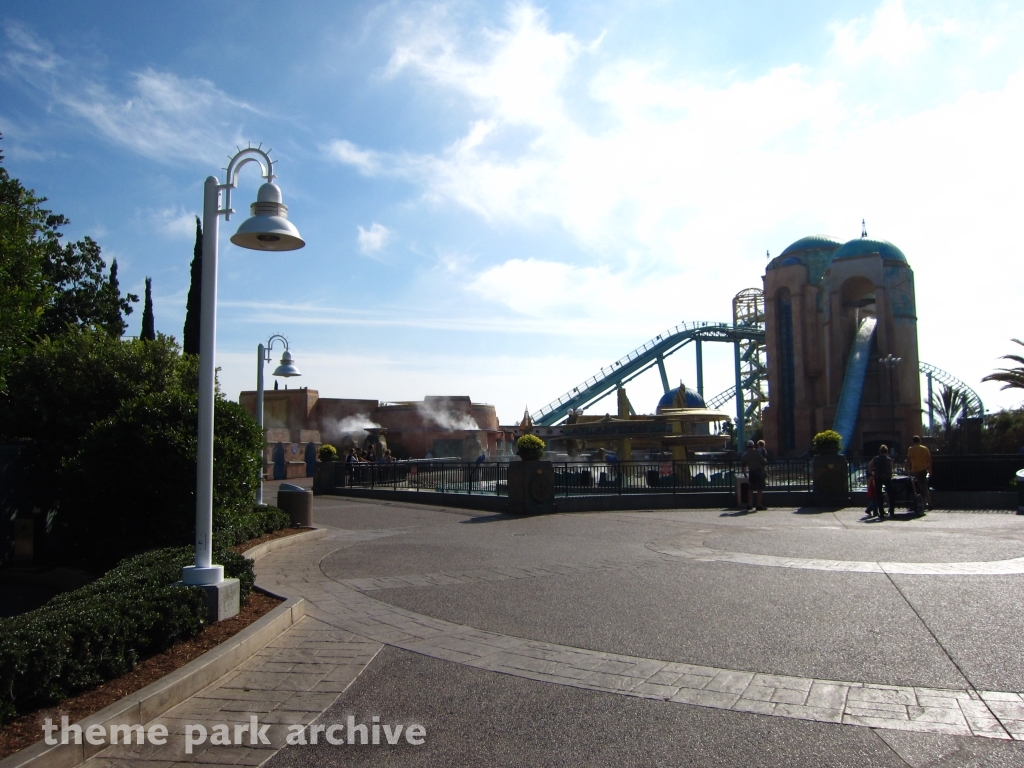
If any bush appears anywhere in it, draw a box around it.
[812,430,842,453]
[516,434,546,453]
[60,390,264,568]
[0,544,254,724]
[0,330,190,520]
[318,444,338,462]
[982,409,1024,454]
[213,505,290,551]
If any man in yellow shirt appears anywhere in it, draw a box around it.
[905,435,932,508]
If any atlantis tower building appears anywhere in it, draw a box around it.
[761,230,922,456]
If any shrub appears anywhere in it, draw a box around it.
[812,430,842,453]
[213,505,290,551]
[0,544,254,724]
[318,444,338,462]
[516,434,546,453]
[0,330,190,521]
[982,408,1024,454]
[60,390,264,568]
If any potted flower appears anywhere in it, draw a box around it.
[318,443,339,462]
[811,430,847,507]
[812,430,842,455]
[516,434,546,461]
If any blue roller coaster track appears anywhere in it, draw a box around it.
[532,320,985,439]
[531,320,765,430]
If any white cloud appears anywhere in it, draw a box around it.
[830,0,929,66]
[357,222,391,254]
[321,2,1024,412]
[151,206,198,239]
[2,23,255,166]
[326,139,382,174]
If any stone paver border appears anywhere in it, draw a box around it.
[648,541,1024,575]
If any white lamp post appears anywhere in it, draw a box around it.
[255,335,302,506]
[180,146,304,604]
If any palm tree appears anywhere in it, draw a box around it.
[982,339,1024,391]
[929,383,973,446]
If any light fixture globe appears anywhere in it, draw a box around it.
[230,182,305,251]
[272,349,301,377]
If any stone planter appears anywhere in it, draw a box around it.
[507,460,555,515]
[812,454,848,508]
[312,460,339,495]
[517,449,544,462]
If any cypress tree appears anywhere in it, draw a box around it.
[141,277,155,340]
[97,259,136,337]
[183,216,202,354]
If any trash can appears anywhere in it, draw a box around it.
[277,483,313,527]
[1017,470,1024,515]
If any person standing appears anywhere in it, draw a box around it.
[742,439,768,511]
[905,435,932,509]
[869,445,895,519]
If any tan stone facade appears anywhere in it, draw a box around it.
[761,235,922,457]
[238,389,514,478]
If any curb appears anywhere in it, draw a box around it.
[242,526,328,562]
[0,528,325,768]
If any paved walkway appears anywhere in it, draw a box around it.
[83,500,1024,766]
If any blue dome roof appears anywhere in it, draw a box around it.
[658,386,706,410]
[779,235,843,257]
[767,235,842,276]
[832,237,908,264]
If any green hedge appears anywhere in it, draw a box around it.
[0,544,256,724]
[213,505,290,551]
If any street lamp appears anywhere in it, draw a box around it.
[181,146,304,604]
[256,335,301,505]
[879,353,902,453]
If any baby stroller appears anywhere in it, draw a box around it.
[885,473,926,517]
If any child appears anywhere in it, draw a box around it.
[865,475,879,518]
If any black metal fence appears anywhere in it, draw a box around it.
[331,457,816,497]
[327,454,1024,497]
[930,455,1024,492]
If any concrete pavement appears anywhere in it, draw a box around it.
[85,495,1024,766]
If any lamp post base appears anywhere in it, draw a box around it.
[181,564,225,585]
[176,572,240,623]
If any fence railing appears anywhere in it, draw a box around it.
[328,457,816,497]
[326,454,1024,498]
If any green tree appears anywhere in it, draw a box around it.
[0,329,189,516]
[64,390,262,566]
[929,383,973,446]
[982,339,1024,392]
[0,137,138,387]
[183,217,202,355]
[141,277,156,341]
[982,409,1024,454]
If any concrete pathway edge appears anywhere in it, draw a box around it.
[0,527,326,768]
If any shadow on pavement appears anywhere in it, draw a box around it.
[461,513,519,524]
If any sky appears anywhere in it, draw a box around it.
[2,0,1023,425]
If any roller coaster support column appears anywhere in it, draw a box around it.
[696,340,704,396]
[926,372,934,433]
[734,340,745,449]
[657,354,670,394]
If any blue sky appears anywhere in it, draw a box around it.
[3,0,1023,423]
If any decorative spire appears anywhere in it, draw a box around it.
[861,219,867,238]
[766,249,770,261]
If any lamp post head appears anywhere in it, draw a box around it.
[230,182,305,251]
[272,349,301,377]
